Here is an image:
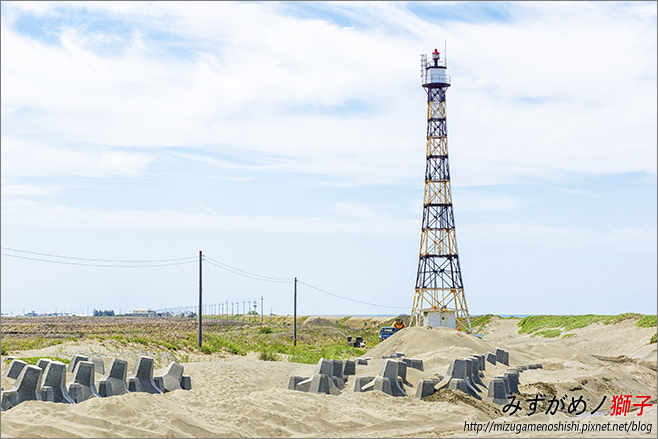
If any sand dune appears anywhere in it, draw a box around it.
[1,317,656,438]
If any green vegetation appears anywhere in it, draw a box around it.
[562,333,577,339]
[1,337,64,353]
[1,345,8,356]
[518,313,653,338]
[636,315,657,328]
[15,356,70,365]
[0,315,381,362]
[531,329,562,338]
[338,316,351,325]
[650,334,657,344]
[259,349,280,361]
[470,314,495,333]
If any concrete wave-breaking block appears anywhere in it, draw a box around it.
[180,375,192,390]
[486,353,497,365]
[40,361,73,403]
[463,358,481,392]
[353,376,376,392]
[1,365,43,410]
[308,374,342,395]
[401,358,424,371]
[486,377,510,405]
[97,358,129,397]
[473,354,485,371]
[91,358,105,375]
[446,377,481,400]
[504,370,520,394]
[292,358,343,395]
[331,360,343,379]
[435,358,480,399]
[36,358,52,371]
[4,359,28,379]
[68,361,100,403]
[154,362,184,393]
[467,357,487,389]
[494,375,511,396]
[313,358,334,376]
[68,355,89,373]
[288,376,305,390]
[415,378,440,399]
[359,359,407,397]
[127,356,163,394]
[342,359,356,376]
[494,348,509,366]
[355,358,368,365]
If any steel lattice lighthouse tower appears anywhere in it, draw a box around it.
[411,48,471,332]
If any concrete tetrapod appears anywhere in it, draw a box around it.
[473,354,485,371]
[97,358,129,397]
[415,378,441,399]
[154,362,185,393]
[4,359,28,379]
[467,357,487,389]
[463,358,482,393]
[127,356,163,394]
[504,370,520,394]
[331,359,345,389]
[91,358,105,375]
[494,348,509,366]
[401,358,424,371]
[353,376,376,392]
[180,376,192,390]
[40,361,74,404]
[435,358,481,400]
[486,353,497,366]
[359,359,407,397]
[1,365,43,410]
[68,355,89,372]
[36,358,52,371]
[494,375,511,396]
[486,377,510,405]
[290,359,342,395]
[68,361,100,403]
[342,359,356,376]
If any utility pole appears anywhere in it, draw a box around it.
[293,277,297,346]
[198,250,202,348]
[260,296,264,323]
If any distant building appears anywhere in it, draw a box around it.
[124,309,157,317]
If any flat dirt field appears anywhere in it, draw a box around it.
[1,315,656,438]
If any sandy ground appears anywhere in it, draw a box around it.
[1,317,656,438]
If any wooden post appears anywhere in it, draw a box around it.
[198,250,202,348]
[293,277,297,346]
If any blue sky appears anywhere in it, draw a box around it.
[1,1,656,317]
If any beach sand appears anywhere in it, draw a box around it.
[1,317,656,437]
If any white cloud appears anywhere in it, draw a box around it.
[2,2,653,186]
[1,199,417,235]
[1,138,153,178]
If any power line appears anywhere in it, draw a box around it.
[297,280,408,310]
[1,247,196,263]
[203,257,291,284]
[1,253,197,268]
